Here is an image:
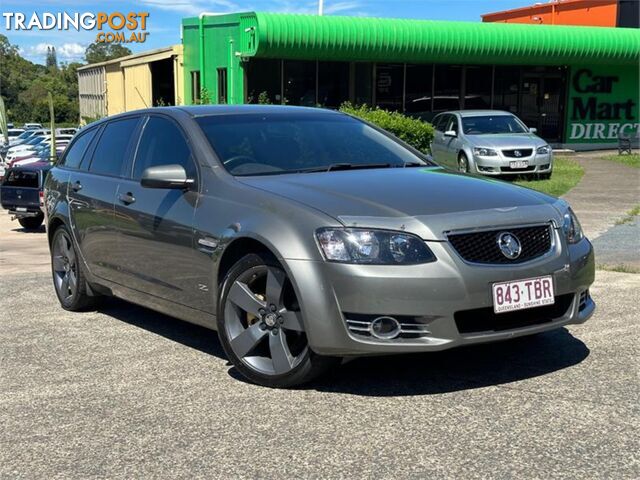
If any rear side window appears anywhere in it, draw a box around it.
[60,128,98,169]
[89,118,139,177]
[434,114,449,132]
[132,117,195,180]
[3,170,39,188]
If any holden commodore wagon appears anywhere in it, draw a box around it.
[44,106,595,387]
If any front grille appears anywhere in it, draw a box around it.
[502,148,533,158]
[579,290,590,311]
[344,313,432,340]
[447,224,552,264]
[455,294,574,334]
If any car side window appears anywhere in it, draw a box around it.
[432,115,442,132]
[59,128,98,169]
[436,114,450,132]
[132,116,196,180]
[89,118,139,177]
[447,116,459,134]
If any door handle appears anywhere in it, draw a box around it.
[71,181,82,192]
[118,192,136,205]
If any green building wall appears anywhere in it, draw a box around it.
[181,12,640,147]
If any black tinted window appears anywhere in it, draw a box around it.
[61,128,97,169]
[132,117,195,180]
[3,170,39,188]
[89,118,139,177]
[196,113,429,176]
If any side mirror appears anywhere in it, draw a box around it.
[444,130,457,137]
[529,127,537,133]
[140,164,194,189]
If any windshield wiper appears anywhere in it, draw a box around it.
[299,162,392,173]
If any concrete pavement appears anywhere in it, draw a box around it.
[0,210,639,478]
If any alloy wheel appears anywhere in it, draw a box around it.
[458,154,469,173]
[224,265,308,376]
[52,230,78,303]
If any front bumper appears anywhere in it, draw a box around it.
[286,231,595,356]
[472,152,553,176]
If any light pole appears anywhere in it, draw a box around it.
[318,0,324,16]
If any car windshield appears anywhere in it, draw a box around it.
[461,115,528,135]
[26,136,45,145]
[195,113,430,176]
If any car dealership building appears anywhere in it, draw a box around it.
[180,12,639,150]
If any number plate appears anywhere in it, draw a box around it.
[510,160,529,169]
[492,276,554,314]
[16,207,27,212]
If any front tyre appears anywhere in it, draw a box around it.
[217,253,339,388]
[458,152,470,173]
[51,226,95,311]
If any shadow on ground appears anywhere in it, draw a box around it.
[10,225,46,234]
[98,297,589,396]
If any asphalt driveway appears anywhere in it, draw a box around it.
[1,211,638,478]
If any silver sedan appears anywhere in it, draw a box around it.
[431,110,553,178]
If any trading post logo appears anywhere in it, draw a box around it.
[2,12,150,44]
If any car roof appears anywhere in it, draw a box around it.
[440,110,516,118]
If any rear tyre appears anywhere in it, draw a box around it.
[18,213,44,230]
[51,226,95,311]
[538,172,552,180]
[458,152,470,173]
[217,253,340,388]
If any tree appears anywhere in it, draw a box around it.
[84,43,132,64]
[46,46,57,70]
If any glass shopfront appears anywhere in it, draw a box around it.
[245,59,568,142]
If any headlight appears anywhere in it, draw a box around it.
[316,228,436,265]
[473,147,498,157]
[537,145,551,155]
[563,208,584,244]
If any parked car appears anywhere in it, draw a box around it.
[3,128,25,145]
[430,110,553,179]
[3,133,67,162]
[1,163,51,229]
[44,106,594,387]
[56,128,78,136]
[23,123,44,130]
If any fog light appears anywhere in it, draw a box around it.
[369,316,401,339]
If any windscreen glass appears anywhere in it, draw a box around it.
[196,113,428,176]
[461,115,528,135]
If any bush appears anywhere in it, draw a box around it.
[339,103,434,153]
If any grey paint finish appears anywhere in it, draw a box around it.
[45,105,595,359]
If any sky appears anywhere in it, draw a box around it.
[2,0,533,65]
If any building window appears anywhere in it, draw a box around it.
[354,63,373,106]
[375,63,404,112]
[246,58,282,104]
[318,62,349,108]
[405,64,434,120]
[493,66,520,113]
[464,65,493,110]
[191,71,201,104]
[284,60,317,106]
[433,64,463,114]
[217,68,228,104]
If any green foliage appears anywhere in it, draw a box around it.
[84,42,132,64]
[196,87,212,105]
[45,46,57,71]
[0,35,79,124]
[339,103,434,153]
[603,153,639,169]
[257,91,272,105]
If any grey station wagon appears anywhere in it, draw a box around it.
[44,106,595,387]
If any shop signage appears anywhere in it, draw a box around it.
[567,67,639,142]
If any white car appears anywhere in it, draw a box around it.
[24,123,43,129]
[7,135,73,161]
[3,129,25,146]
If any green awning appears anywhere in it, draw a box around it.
[237,12,640,65]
